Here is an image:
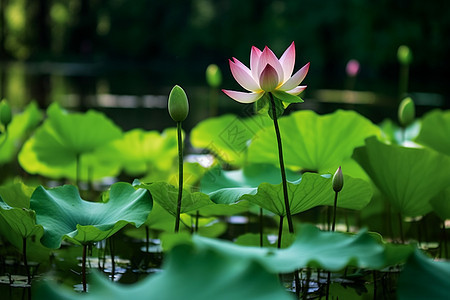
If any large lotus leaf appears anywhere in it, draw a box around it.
[200,164,299,214]
[415,109,450,156]
[106,128,179,176]
[36,244,293,300]
[0,198,42,239]
[190,114,272,166]
[247,110,381,172]
[0,101,42,164]
[397,249,450,300]
[353,136,450,217]
[192,224,384,272]
[430,187,450,221]
[137,182,211,216]
[242,172,372,216]
[0,181,34,208]
[18,103,122,180]
[30,183,152,248]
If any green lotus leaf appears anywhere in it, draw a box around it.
[137,181,211,216]
[242,172,372,216]
[0,101,42,164]
[0,198,43,239]
[430,187,450,221]
[18,103,122,180]
[397,249,450,300]
[30,182,152,248]
[107,128,179,176]
[190,114,272,166]
[247,110,381,173]
[36,244,293,300]
[193,224,385,272]
[415,109,450,156]
[199,164,300,215]
[353,136,450,217]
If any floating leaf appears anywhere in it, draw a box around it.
[193,224,385,272]
[18,103,122,181]
[353,136,450,217]
[190,114,272,166]
[397,249,450,300]
[247,110,381,172]
[30,182,152,248]
[0,101,42,165]
[242,173,372,216]
[415,109,450,156]
[36,244,293,300]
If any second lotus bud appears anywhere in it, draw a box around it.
[168,85,189,122]
[332,166,344,193]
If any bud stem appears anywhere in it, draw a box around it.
[174,121,184,233]
[332,191,339,232]
[269,92,294,234]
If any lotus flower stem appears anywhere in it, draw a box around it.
[195,210,200,232]
[22,237,31,284]
[82,244,87,292]
[174,121,184,233]
[269,92,294,234]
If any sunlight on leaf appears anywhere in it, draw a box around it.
[18,103,122,181]
[247,110,381,173]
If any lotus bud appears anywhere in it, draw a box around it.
[332,166,343,193]
[398,97,415,127]
[206,64,222,88]
[168,85,189,122]
[0,100,12,128]
[397,45,412,65]
[346,59,360,77]
[259,64,279,92]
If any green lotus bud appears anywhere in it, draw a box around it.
[168,85,189,122]
[0,100,12,128]
[397,45,412,65]
[398,97,415,127]
[206,64,222,88]
[332,166,343,193]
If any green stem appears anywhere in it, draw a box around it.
[195,210,199,233]
[0,129,8,149]
[332,191,339,232]
[76,153,81,190]
[277,216,283,249]
[109,237,115,281]
[22,237,31,284]
[399,64,409,100]
[398,213,404,243]
[259,207,263,247]
[174,121,183,233]
[269,93,293,234]
[82,244,87,292]
[145,226,149,253]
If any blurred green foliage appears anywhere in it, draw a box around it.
[0,0,448,72]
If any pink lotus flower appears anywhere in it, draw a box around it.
[223,42,310,103]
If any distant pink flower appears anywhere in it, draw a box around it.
[223,42,310,103]
[346,59,360,77]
